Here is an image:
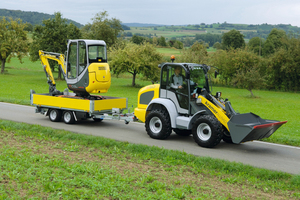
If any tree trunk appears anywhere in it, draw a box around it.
[1,59,6,74]
[249,89,254,97]
[58,67,62,80]
[132,73,136,86]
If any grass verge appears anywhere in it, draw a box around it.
[0,119,300,199]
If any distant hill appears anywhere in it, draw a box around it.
[0,9,83,27]
[123,23,167,27]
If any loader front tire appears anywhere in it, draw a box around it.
[49,109,62,122]
[145,109,172,140]
[192,115,223,148]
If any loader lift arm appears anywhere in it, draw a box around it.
[39,50,67,96]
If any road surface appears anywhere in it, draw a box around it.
[0,102,299,174]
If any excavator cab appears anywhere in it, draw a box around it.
[39,40,111,98]
[64,40,111,97]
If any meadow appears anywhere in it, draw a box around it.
[0,55,300,199]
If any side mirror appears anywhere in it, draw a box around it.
[214,70,219,78]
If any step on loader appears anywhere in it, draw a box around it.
[134,56,287,148]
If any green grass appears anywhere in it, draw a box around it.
[0,120,299,199]
[0,57,299,147]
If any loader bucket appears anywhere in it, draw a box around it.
[227,113,287,144]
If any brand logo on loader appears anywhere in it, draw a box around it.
[205,101,218,115]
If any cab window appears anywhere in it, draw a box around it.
[67,42,77,79]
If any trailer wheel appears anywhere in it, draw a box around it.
[192,115,223,148]
[49,109,62,122]
[173,128,192,136]
[145,109,172,140]
[63,111,75,124]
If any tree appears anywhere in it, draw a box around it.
[29,12,81,78]
[232,65,265,97]
[248,37,264,55]
[263,28,287,56]
[158,36,167,47]
[209,48,264,91]
[222,29,245,50]
[131,35,145,45]
[82,11,123,48]
[266,37,300,91]
[109,42,163,86]
[179,41,208,63]
[0,17,28,74]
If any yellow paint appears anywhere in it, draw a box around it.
[32,94,127,113]
[86,63,111,94]
[198,95,230,130]
[134,84,160,122]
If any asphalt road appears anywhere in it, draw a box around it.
[1,102,300,175]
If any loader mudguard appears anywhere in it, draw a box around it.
[146,98,179,128]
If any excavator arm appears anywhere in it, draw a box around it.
[39,50,67,95]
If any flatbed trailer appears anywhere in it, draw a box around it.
[30,90,134,124]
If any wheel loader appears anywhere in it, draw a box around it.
[134,57,287,148]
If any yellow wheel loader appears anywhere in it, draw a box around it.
[134,58,287,148]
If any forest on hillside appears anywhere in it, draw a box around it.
[0,9,83,27]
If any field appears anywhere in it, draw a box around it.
[0,55,300,199]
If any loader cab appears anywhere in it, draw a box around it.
[159,63,208,115]
[65,39,111,96]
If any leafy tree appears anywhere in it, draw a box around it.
[248,37,264,55]
[213,42,222,50]
[109,42,163,86]
[232,65,265,97]
[82,11,123,48]
[179,41,208,63]
[266,37,300,91]
[263,28,287,56]
[131,35,145,45]
[168,40,183,49]
[29,12,81,78]
[0,17,28,74]
[209,48,263,91]
[158,36,167,47]
[222,29,245,50]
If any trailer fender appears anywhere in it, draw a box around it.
[146,98,178,128]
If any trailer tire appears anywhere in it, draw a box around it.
[49,109,62,122]
[145,109,172,140]
[63,111,75,124]
[192,115,223,148]
[173,128,192,136]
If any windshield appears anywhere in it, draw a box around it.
[190,66,206,88]
[88,45,106,62]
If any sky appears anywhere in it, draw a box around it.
[2,0,300,27]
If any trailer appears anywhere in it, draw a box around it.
[30,90,134,124]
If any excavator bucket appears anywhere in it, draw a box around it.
[227,113,287,144]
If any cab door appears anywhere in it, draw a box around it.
[160,64,189,114]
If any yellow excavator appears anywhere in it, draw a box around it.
[31,39,131,124]
[39,39,111,98]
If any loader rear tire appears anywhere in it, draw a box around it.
[145,109,172,140]
[192,115,223,148]
[49,109,62,122]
